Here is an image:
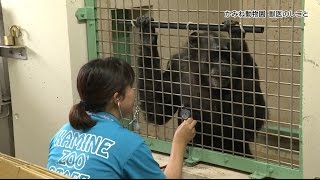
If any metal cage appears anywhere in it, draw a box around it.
[76,0,305,178]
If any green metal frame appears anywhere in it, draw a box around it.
[75,0,97,60]
[76,0,305,178]
[144,137,301,179]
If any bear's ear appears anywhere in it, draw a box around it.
[189,32,199,48]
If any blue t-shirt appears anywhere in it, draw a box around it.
[47,112,166,179]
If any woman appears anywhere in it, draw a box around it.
[47,57,197,179]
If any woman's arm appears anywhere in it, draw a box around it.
[164,117,197,179]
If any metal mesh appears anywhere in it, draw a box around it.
[96,0,302,170]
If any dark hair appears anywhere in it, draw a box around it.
[69,57,135,130]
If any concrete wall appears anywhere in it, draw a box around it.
[302,0,320,178]
[1,0,87,167]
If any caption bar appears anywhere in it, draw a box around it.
[224,10,308,18]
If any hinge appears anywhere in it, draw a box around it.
[185,157,200,167]
[0,101,11,118]
[249,171,268,179]
[184,146,201,167]
[0,45,27,60]
[75,7,95,21]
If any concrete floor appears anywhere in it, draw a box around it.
[152,153,251,179]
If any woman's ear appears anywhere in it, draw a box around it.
[112,92,121,104]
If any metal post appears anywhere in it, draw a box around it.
[118,19,265,33]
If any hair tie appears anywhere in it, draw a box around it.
[79,100,87,109]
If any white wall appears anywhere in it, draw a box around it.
[302,0,320,178]
[1,0,87,167]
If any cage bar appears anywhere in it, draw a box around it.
[117,19,264,33]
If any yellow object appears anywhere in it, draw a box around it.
[0,153,69,179]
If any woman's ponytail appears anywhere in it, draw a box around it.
[69,102,96,130]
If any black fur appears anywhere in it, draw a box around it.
[136,16,266,157]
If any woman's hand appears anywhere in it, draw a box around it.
[173,117,197,146]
